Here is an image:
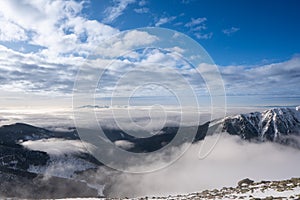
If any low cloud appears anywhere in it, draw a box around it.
[102,134,300,197]
[114,140,135,150]
[21,138,91,155]
[0,116,9,122]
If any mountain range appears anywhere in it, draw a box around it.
[0,106,300,198]
[218,107,300,148]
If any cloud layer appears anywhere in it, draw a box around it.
[220,56,300,96]
[21,138,91,155]
[0,0,299,108]
[103,134,300,197]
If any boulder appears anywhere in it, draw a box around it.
[238,178,254,187]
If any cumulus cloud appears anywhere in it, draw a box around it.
[93,30,159,58]
[102,134,300,197]
[0,0,118,57]
[0,0,119,98]
[0,19,28,41]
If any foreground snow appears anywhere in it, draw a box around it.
[58,178,300,200]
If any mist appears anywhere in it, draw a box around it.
[21,138,91,155]
[100,134,300,198]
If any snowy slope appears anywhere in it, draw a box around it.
[220,107,300,142]
[58,178,300,200]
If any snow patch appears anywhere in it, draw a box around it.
[28,155,96,179]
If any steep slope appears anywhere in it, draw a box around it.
[220,107,300,144]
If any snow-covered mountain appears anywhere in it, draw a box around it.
[1,107,300,198]
[218,107,300,145]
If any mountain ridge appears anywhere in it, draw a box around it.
[219,107,300,144]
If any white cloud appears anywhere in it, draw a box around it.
[219,56,300,96]
[185,17,212,40]
[0,19,28,41]
[0,44,82,94]
[165,46,185,54]
[0,40,298,107]
[0,1,298,109]
[0,0,121,99]
[90,30,159,58]
[223,27,240,36]
[138,0,147,6]
[115,140,135,150]
[0,0,118,57]
[194,32,213,39]
[155,16,176,27]
[103,0,136,23]
[134,7,149,14]
[185,17,207,27]
[21,138,92,155]
[103,134,300,197]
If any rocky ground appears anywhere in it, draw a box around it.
[134,178,300,200]
[61,177,300,200]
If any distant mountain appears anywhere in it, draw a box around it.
[0,121,209,198]
[105,122,209,153]
[0,123,79,144]
[217,107,300,146]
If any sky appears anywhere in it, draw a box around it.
[0,0,299,114]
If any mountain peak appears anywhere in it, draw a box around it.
[221,107,300,143]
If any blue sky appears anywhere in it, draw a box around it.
[85,0,300,66]
[0,0,299,110]
[2,0,300,65]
